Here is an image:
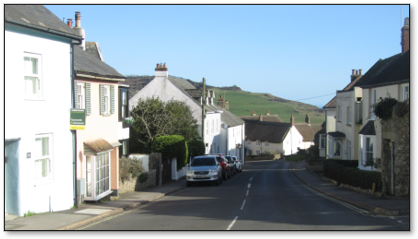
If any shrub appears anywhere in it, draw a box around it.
[187,140,205,158]
[151,135,187,170]
[374,97,398,121]
[323,160,382,192]
[307,144,319,159]
[119,156,145,182]
[138,172,149,183]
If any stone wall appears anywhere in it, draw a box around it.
[118,169,157,195]
[381,100,409,197]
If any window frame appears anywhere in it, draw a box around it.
[401,85,409,101]
[76,82,85,109]
[319,134,326,149]
[24,52,43,100]
[265,141,269,146]
[347,106,352,125]
[256,140,260,146]
[338,106,342,122]
[370,89,376,119]
[33,133,53,184]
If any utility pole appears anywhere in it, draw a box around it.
[202,78,206,152]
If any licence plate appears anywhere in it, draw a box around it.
[196,175,206,178]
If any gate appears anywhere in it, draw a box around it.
[149,153,162,186]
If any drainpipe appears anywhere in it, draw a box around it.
[202,78,206,151]
[71,44,78,207]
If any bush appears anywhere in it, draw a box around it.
[138,172,149,183]
[374,97,398,121]
[187,140,205,158]
[151,135,187,170]
[323,160,382,192]
[119,156,145,183]
[307,144,319,159]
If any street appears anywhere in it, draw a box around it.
[76,160,409,230]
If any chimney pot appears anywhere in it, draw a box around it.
[266,111,270,115]
[252,111,255,116]
[259,114,263,121]
[359,69,362,75]
[356,70,358,75]
[163,63,166,68]
[352,69,355,75]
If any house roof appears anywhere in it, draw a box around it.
[294,123,323,142]
[359,120,376,135]
[206,104,244,127]
[85,42,104,62]
[84,138,114,154]
[74,45,125,80]
[168,76,196,91]
[240,115,284,122]
[327,131,346,138]
[245,121,291,143]
[323,74,363,109]
[5,5,82,41]
[356,51,409,89]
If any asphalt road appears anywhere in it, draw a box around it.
[77,160,409,230]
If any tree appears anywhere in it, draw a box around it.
[130,97,199,153]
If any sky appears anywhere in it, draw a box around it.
[45,3,410,108]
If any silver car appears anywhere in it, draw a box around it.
[186,156,222,187]
[232,156,242,172]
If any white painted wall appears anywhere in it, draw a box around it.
[325,108,336,158]
[282,126,304,155]
[204,112,222,154]
[5,27,74,216]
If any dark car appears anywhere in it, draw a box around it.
[206,154,232,180]
[225,156,237,176]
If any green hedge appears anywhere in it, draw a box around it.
[187,140,205,159]
[151,135,188,170]
[323,160,382,192]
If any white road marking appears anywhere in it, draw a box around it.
[248,183,251,189]
[246,190,249,196]
[250,177,253,181]
[240,199,246,210]
[227,216,238,230]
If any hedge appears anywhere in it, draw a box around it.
[151,135,188,170]
[323,160,382,192]
[187,140,205,159]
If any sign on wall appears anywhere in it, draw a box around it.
[70,108,86,130]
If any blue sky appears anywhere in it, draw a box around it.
[46,4,409,108]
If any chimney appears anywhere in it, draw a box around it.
[73,11,85,50]
[402,17,410,53]
[217,95,225,109]
[290,114,295,126]
[266,111,270,115]
[351,69,360,82]
[305,114,310,125]
[259,114,263,121]
[67,18,73,27]
[155,62,168,78]
[359,69,362,75]
[252,111,256,116]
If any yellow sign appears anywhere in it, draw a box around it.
[70,108,86,130]
[70,125,85,130]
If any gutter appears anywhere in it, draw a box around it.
[5,19,83,41]
[76,73,125,82]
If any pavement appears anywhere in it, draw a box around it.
[4,159,410,230]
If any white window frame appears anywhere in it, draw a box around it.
[347,140,351,160]
[76,82,85,109]
[211,119,214,134]
[256,140,260,146]
[24,52,43,100]
[370,89,376,119]
[347,106,352,125]
[401,84,409,101]
[359,135,376,168]
[33,133,53,184]
[265,141,269,146]
[94,152,111,198]
[319,135,326,149]
[121,90,128,118]
[256,150,260,155]
[103,84,110,115]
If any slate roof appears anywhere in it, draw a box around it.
[206,104,245,127]
[85,42,104,62]
[5,5,82,41]
[294,123,323,142]
[74,45,125,80]
[356,51,409,89]
[359,120,376,135]
[240,115,284,122]
[328,131,346,138]
[245,121,291,143]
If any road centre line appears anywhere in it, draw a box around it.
[240,199,246,210]
[248,183,251,189]
[246,190,249,196]
[227,216,238,230]
[250,177,253,181]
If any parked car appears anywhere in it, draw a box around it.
[225,156,237,176]
[186,156,222,187]
[206,154,231,180]
[232,156,242,172]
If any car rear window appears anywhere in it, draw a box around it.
[191,157,216,166]
[225,156,233,162]
[216,157,224,163]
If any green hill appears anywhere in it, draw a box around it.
[125,75,325,124]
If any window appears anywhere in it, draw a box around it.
[338,106,342,122]
[256,140,260,146]
[334,140,341,156]
[365,137,374,164]
[319,135,326,149]
[248,140,251,145]
[34,134,52,181]
[265,141,269,146]
[206,120,209,135]
[256,150,260,155]
[401,85,409,101]
[211,119,214,134]
[347,140,351,159]
[75,82,85,109]
[100,84,114,115]
[95,152,110,197]
[216,119,219,133]
[86,156,92,197]
[347,107,352,125]
[359,136,363,165]
[370,89,376,118]
[120,89,128,119]
[24,53,42,99]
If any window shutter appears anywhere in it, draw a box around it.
[110,85,115,114]
[74,82,78,108]
[100,84,105,115]
[86,83,91,116]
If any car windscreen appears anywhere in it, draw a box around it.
[191,157,216,166]
[225,156,233,162]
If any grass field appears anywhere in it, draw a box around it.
[211,88,325,124]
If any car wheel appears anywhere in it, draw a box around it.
[223,171,227,180]
[215,177,221,186]
[186,181,192,187]
[220,174,223,183]
[228,170,232,179]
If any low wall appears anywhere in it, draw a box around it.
[118,169,157,195]
[171,158,186,180]
[246,155,275,161]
